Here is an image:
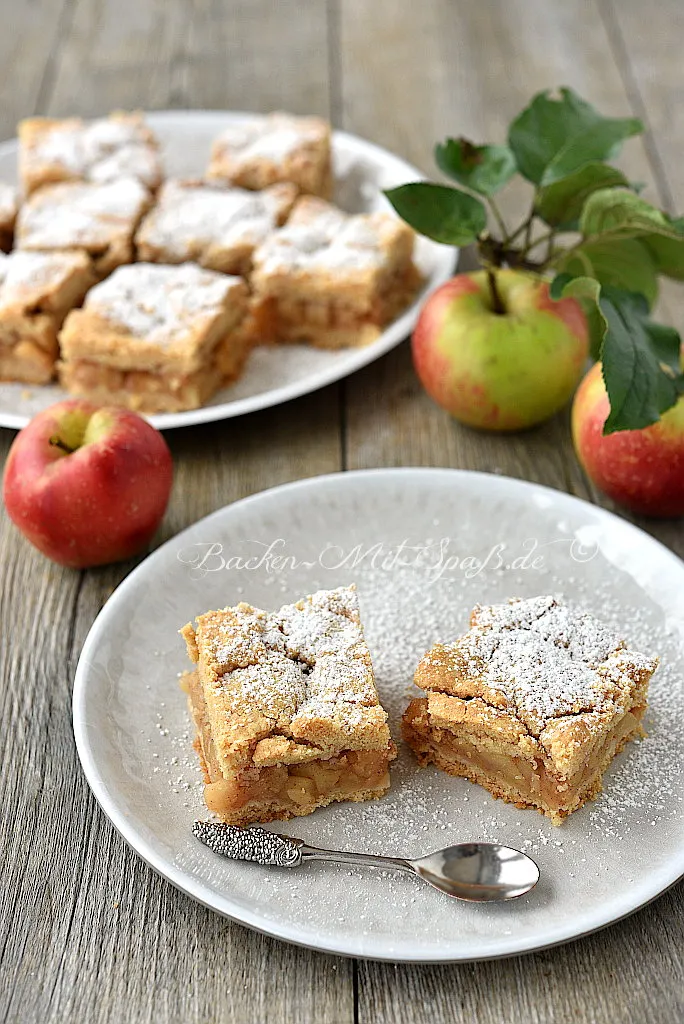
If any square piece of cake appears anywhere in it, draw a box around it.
[180,584,396,826]
[207,112,332,197]
[136,179,297,275]
[403,595,658,824]
[58,262,250,413]
[0,250,94,383]
[251,197,421,348]
[18,111,163,195]
[0,184,18,252]
[16,178,151,277]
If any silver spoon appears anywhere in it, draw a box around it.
[192,821,539,902]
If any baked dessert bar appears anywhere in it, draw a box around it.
[403,596,658,824]
[251,197,421,348]
[58,262,250,413]
[18,111,162,195]
[16,178,151,278]
[136,179,297,275]
[0,250,94,383]
[0,184,18,252]
[180,585,396,826]
[207,112,332,198]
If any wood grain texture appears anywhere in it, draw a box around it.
[0,0,683,1022]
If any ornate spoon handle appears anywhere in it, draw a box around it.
[193,821,413,874]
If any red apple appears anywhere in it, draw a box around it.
[412,269,588,430]
[3,400,173,567]
[572,362,684,517]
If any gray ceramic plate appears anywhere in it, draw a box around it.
[72,469,684,961]
[0,111,455,430]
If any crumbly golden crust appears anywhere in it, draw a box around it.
[136,179,297,275]
[57,262,250,411]
[0,250,94,384]
[18,111,163,195]
[16,178,151,277]
[181,585,395,826]
[251,196,420,347]
[182,585,392,774]
[207,112,332,197]
[59,262,248,373]
[404,596,658,824]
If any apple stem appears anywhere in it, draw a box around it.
[486,267,505,314]
[49,434,75,455]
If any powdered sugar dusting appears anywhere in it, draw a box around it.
[136,179,293,259]
[202,585,383,736]
[17,177,149,251]
[0,249,89,314]
[437,596,656,734]
[81,262,243,345]
[253,201,402,276]
[25,114,161,187]
[212,113,326,165]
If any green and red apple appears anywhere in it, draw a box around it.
[3,400,173,568]
[412,269,588,430]
[572,362,684,517]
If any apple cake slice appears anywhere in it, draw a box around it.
[403,595,658,824]
[180,584,396,826]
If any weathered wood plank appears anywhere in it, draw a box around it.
[0,2,350,1022]
[336,1,684,1022]
[0,0,71,137]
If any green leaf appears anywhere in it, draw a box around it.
[536,162,629,228]
[383,183,487,245]
[599,287,681,433]
[641,218,684,280]
[580,189,684,241]
[508,87,642,186]
[558,237,658,307]
[550,273,607,361]
[434,138,517,196]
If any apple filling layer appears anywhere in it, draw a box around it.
[404,698,645,823]
[261,265,421,349]
[184,659,393,827]
[58,332,251,413]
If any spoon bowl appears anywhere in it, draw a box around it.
[412,842,540,901]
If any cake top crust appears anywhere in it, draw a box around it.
[19,112,162,189]
[210,112,329,166]
[415,595,658,737]
[136,179,296,258]
[17,177,150,252]
[252,196,412,278]
[182,585,391,769]
[76,262,245,346]
[0,249,91,315]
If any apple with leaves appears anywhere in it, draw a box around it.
[412,268,588,430]
[572,361,684,517]
[386,86,684,435]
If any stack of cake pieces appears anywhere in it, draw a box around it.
[0,109,420,408]
[403,595,658,824]
[180,585,396,826]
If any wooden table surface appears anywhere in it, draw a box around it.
[1,2,683,1022]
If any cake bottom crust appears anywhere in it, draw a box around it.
[58,330,253,413]
[403,698,645,825]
